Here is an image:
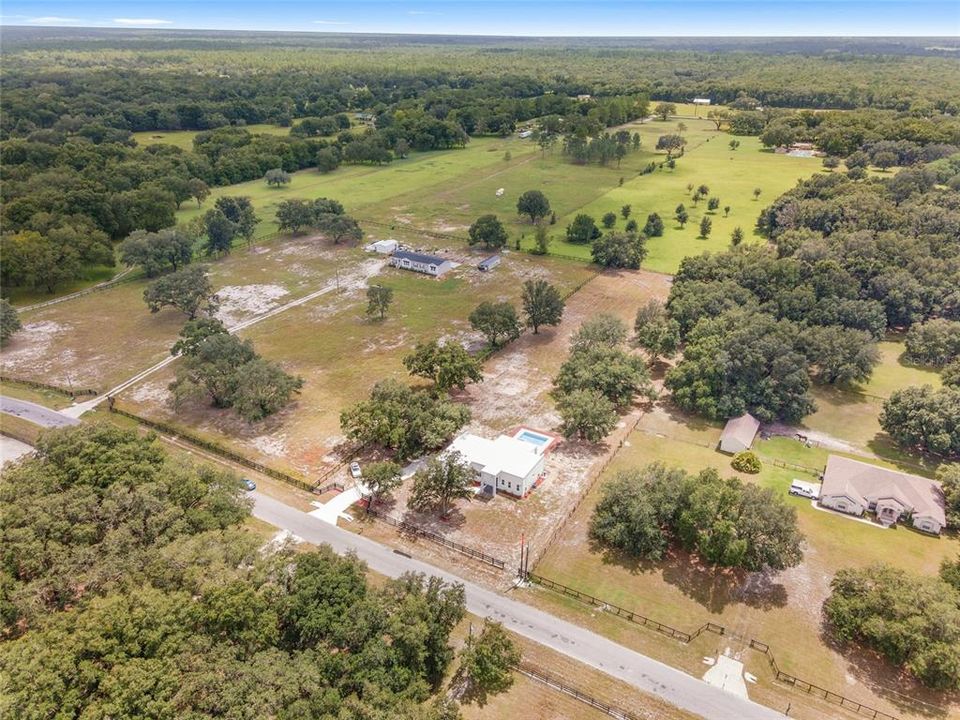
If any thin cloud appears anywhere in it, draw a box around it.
[27,16,81,24]
[312,20,350,25]
[407,10,442,15]
[113,18,173,26]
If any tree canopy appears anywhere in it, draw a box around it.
[825,563,960,690]
[0,424,470,718]
[340,379,470,461]
[590,463,804,571]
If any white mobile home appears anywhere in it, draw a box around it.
[390,250,454,277]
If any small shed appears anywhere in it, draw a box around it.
[692,98,712,106]
[365,239,398,254]
[718,413,760,454]
[478,255,501,272]
[518,130,533,139]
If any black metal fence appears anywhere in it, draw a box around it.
[526,572,695,642]
[366,506,507,570]
[525,572,902,720]
[515,663,641,720]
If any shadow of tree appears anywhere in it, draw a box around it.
[817,615,958,718]
[400,504,467,533]
[591,541,788,614]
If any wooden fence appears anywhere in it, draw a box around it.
[366,506,507,570]
[108,404,317,492]
[1,375,100,399]
[19,268,141,313]
[524,572,903,720]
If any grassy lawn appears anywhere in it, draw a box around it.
[132,122,294,151]
[5,263,118,307]
[0,412,45,445]
[533,424,959,720]
[794,337,944,470]
[175,136,531,238]
[0,379,77,410]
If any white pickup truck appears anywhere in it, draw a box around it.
[789,479,821,500]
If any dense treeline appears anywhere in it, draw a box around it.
[0,424,469,719]
[825,562,960,690]
[663,139,960,423]
[4,30,959,115]
[590,462,804,571]
[4,32,959,295]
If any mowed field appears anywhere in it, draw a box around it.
[530,344,958,720]
[174,136,537,238]
[172,114,822,274]
[132,122,297,150]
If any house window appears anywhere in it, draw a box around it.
[837,502,847,511]
[429,264,437,273]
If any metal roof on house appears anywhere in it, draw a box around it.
[820,455,946,525]
[719,413,760,448]
[447,432,542,480]
[392,250,449,265]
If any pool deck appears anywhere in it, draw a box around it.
[509,425,562,455]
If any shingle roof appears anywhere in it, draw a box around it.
[393,250,448,265]
[720,413,760,448]
[820,455,946,525]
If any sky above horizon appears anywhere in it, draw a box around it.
[1,1,958,37]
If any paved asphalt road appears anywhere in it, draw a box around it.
[0,396,79,428]
[252,492,783,720]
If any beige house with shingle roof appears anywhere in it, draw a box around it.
[819,455,946,534]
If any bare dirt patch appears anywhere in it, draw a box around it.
[0,320,67,378]
[216,284,290,327]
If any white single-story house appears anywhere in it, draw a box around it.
[718,413,760,454]
[390,250,454,277]
[518,129,533,139]
[446,432,546,498]
[692,98,712,106]
[819,455,947,534]
[365,239,398,254]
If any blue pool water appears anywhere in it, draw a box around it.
[516,430,550,447]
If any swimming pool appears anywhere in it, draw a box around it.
[514,429,551,448]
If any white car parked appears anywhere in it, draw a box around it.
[349,462,362,479]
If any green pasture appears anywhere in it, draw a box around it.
[534,124,821,272]
[175,136,531,239]
[132,122,295,151]
[175,116,822,274]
